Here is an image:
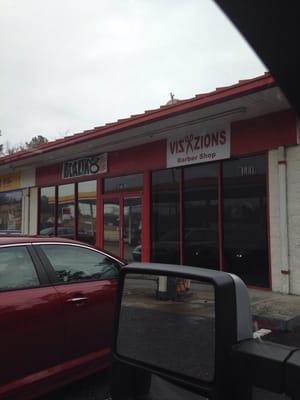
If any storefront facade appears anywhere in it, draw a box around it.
[1,73,299,293]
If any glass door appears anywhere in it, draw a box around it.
[123,197,142,262]
[103,199,121,257]
[103,196,141,261]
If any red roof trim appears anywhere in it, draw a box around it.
[0,72,274,166]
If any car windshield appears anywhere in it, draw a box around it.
[0,1,296,400]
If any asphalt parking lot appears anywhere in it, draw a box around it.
[39,368,290,400]
[36,331,297,400]
[37,278,299,400]
[39,369,110,400]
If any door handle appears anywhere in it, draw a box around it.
[67,296,88,303]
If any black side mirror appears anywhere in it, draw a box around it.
[111,263,253,399]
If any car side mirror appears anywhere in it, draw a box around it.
[111,263,253,399]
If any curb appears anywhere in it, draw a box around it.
[253,315,300,332]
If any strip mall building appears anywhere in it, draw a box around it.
[1,73,299,294]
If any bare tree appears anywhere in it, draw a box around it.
[4,141,26,155]
[1,134,49,156]
[0,130,3,155]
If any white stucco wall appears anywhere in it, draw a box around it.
[20,168,35,188]
[268,149,282,292]
[287,144,300,294]
[21,188,30,234]
[21,169,37,235]
[21,186,38,235]
[269,143,300,295]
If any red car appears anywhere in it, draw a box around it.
[0,236,125,400]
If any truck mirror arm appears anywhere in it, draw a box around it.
[232,339,299,398]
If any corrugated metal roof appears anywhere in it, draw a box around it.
[0,72,274,166]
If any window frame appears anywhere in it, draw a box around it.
[77,180,97,244]
[103,173,144,193]
[0,244,49,293]
[34,242,125,285]
[38,180,98,244]
[149,152,270,288]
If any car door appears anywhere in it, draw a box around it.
[0,244,64,393]
[35,243,121,365]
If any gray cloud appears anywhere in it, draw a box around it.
[0,0,265,145]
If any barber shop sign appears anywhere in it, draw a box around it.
[167,126,230,168]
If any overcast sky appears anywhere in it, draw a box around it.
[0,0,265,148]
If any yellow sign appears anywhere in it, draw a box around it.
[0,172,21,192]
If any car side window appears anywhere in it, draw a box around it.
[40,244,120,283]
[0,246,40,291]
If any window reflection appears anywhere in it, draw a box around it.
[40,244,120,283]
[0,246,40,290]
[223,155,269,287]
[124,198,141,262]
[104,200,120,257]
[184,164,219,269]
[104,174,143,193]
[39,186,56,235]
[0,190,22,233]
[151,169,180,264]
[118,274,215,382]
[57,184,75,239]
[150,154,268,288]
[78,181,96,245]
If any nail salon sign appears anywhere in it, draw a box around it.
[167,126,230,168]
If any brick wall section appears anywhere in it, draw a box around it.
[268,149,282,292]
[287,145,300,294]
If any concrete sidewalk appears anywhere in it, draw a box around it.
[125,285,300,332]
[125,277,300,332]
[249,288,300,332]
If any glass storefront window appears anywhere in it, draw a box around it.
[103,199,120,256]
[222,155,269,287]
[103,174,143,193]
[184,164,219,269]
[0,190,22,233]
[37,153,269,288]
[78,180,96,245]
[151,169,180,264]
[150,154,269,288]
[39,186,56,235]
[124,197,141,262]
[39,181,97,244]
[57,184,75,239]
